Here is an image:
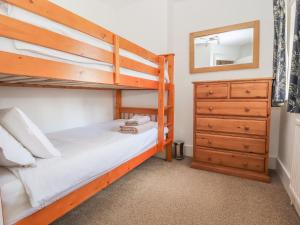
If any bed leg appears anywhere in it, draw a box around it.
[166,143,172,162]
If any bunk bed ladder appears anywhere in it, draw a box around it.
[165,54,175,162]
[157,56,165,153]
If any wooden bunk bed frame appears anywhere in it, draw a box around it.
[0,1,175,225]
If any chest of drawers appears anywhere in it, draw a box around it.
[192,78,272,182]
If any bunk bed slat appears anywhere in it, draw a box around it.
[119,37,159,64]
[120,107,158,115]
[0,15,114,64]
[0,82,119,91]
[118,74,158,89]
[120,57,159,76]
[0,51,114,84]
[3,0,114,44]
[0,78,48,83]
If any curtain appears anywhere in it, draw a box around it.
[288,0,300,112]
[272,0,287,107]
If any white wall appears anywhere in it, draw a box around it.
[112,0,169,54]
[50,0,115,30]
[0,0,116,133]
[0,87,113,133]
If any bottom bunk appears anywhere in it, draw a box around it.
[0,120,168,225]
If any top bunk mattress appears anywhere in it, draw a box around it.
[2,120,167,225]
[0,2,169,83]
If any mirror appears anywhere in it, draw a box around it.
[190,21,259,73]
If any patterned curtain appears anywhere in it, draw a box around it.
[288,0,300,112]
[272,0,287,107]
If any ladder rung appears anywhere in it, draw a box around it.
[164,105,173,111]
[165,122,173,127]
[164,138,173,145]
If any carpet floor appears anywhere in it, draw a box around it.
[53,157,300,225]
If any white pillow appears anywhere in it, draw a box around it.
[0,125,36,167]
[0,107,61,158]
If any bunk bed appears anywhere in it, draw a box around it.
[0,0,175,225]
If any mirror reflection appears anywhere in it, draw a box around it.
[194,28,254,68]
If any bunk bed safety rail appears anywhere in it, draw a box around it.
[0,0,162,89]
[116,54,174,159]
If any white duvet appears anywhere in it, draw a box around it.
[9,120,167,208]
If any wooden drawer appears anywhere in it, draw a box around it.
[196,101,268,117]
[231,82,269,99]
[194,148,265,172]
[196,83,228,99]
[196,133,266,154]
[196,117,267,136]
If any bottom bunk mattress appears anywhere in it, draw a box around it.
[1,120,167,225]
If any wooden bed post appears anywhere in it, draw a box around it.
[113,34,121,120]
[157,56,165,152]
[113,35,120,84]
[114,90,122,119]
[166,54,175,161]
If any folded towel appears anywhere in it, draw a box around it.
[120,121,156,134]
[125,115,151,126]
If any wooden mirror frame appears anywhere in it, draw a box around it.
[189,20,260,74]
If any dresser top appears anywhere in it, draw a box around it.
[192,77,273,84]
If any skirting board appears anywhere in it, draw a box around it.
[184,145,277,169]
[277,158,300,217]
[277,158,292,198]
[290,186,300,218]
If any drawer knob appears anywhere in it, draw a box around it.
[244,126,250,131]
[244,145,250,149]
[208,140,212,145]
[243,163,248,168]
[208,90,214,95]
[207,157,212,161]
[244,107,250,112]
[245,89,251,94]
[208,124,213,129]
[208,106,213,111]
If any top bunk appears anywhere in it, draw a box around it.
[0,0,174,90]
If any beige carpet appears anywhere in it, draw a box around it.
[53,157,300,225]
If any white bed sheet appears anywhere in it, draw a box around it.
[1,120,167,225]
[0,2,169,82]
[0,168,34,225]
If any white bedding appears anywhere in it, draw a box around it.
[1,120,166,225]
[0,2,169,82]
[0,168,33,225]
